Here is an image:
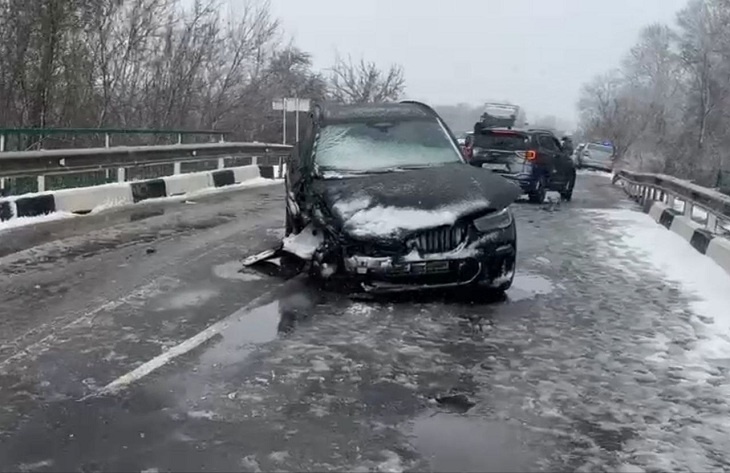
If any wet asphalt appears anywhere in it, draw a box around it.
[0,173,729,472]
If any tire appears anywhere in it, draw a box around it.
[560,173,576,202]
[528,176,547,204]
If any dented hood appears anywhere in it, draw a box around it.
[311,163,521,241]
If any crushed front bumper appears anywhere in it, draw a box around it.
[342,241,516,294]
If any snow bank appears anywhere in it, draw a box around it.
[577,169,613,179]
[0,211,77,232]
[282,224,324,259]
[595,209,730,360]
[333,196,488,238]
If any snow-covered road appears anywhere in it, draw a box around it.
[0,173,729,472]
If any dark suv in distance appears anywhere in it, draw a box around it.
[466,126,577,203]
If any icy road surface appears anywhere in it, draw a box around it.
[1,174,730,472]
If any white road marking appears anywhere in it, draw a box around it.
[86,287,278,399]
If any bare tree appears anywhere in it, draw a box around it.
[0,0,349,148]
[328,54,405,104]
[577,0,730,186]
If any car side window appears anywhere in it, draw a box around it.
[538,135,557,151]
[551,137,563,151]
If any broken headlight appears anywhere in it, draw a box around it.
[473,208,513,232]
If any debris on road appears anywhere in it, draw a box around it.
[434,393,476,413]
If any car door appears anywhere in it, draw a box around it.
[285,117,315,234]
[536,134,560,185]
[550,135,574,186]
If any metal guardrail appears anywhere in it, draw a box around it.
[613,169,730,236]
[0,142,291,196]
[0,127,230,152]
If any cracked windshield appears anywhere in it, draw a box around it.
[1,0,730,471]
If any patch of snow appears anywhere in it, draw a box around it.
[491,269,515,286]
[143,177,280,205]
[268,451,290,463]
[332,196,372,219]
[320,170,356,179]
[282,224,324,260]
[0,211,77,232]
[18,460,54,472]
[577,169,613,179]
[506,273,554,302]
[320,262,337,278]
[187,410,217,420]
[376,450,406,473]
[338,200,490,238]
[595,209,730,361]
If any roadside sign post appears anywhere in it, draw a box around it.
[273,98,311,145]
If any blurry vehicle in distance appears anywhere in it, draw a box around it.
[467,126,577,203]
[576,142,615,172]
[478,103,527,129]
[457,131,474,159]
[278,101,521,294]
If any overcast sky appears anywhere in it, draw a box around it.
[265,0,688,127]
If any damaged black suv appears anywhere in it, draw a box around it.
[282,101,521,294]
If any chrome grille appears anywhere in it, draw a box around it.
[411,224,468,254]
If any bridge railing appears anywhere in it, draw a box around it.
[0,142,291,196]
[0,128,230,152]
[613,169,730,237]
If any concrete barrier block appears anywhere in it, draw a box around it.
[211,169,235,188]
[706,237,730,275]
[54,183,133,214]
[690,229,714,255]
[648,201,668,222]
[258,165,274,179]
[669,216,702,242]
[231,165,262,183]
[131,179,167,203]
[163,172,213,197]
[15,194,55,217]
[659,208,679,229]
[0,200,12,221]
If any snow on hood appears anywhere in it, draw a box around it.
[312,163,521,240]
[334,197,494,239]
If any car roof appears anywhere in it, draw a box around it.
[477,126,532,135]
[317,102,435,124]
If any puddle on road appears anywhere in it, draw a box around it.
[200,301,281,367]
[198,278,323,368]
[410,412,534,472]
[507,273,554,302]
[212,262,263,282]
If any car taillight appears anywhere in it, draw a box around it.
[524,150,537,161]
